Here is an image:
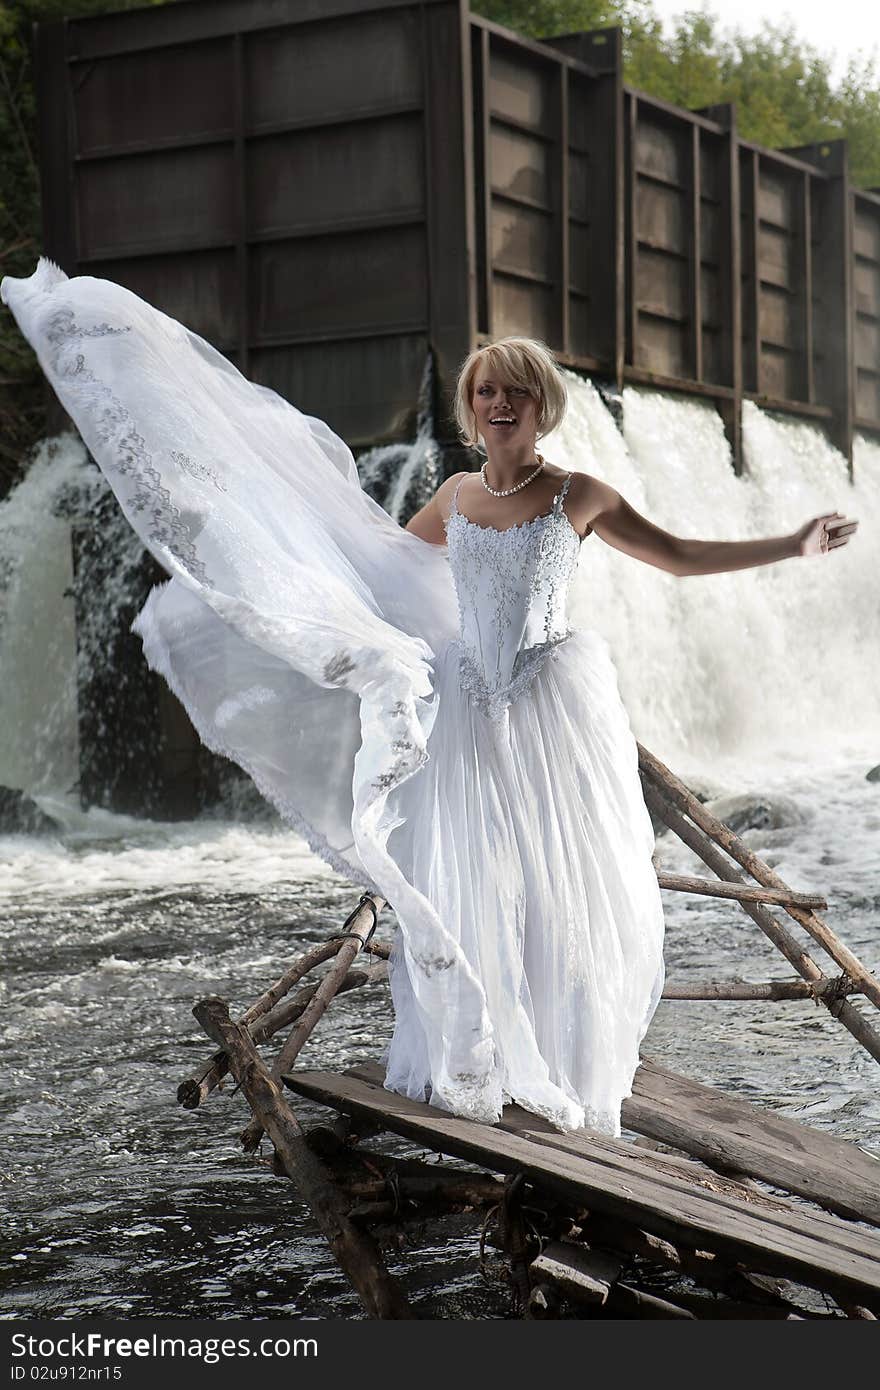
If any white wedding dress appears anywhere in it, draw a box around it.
[2,258,665,1136]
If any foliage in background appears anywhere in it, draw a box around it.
[2,0,879,489]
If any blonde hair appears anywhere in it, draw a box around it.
[453,337,568,450]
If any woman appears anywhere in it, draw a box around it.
[0,261,857,1136]
[382,335,857,1133]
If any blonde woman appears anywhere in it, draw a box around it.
[1,262,857,1135]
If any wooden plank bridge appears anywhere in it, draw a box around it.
[285,1061,880,1311]
[183,744,880,1319]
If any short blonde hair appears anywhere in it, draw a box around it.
[453,337,568,450]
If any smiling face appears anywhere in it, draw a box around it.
[471,368,538,448]
[453,337,568,450]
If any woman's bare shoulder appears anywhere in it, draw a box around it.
[565,469,611,537]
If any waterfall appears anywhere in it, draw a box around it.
[548,376,879,773]
[357,354,442,522]
[0,435,149,801]
[1,380,877,809]
[0,435,87,797]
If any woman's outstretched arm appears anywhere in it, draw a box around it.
[571,475,858,577]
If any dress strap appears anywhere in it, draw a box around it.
[553,472,574,512]
[451,473,467,515]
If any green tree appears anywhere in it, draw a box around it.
[478,3,880,186]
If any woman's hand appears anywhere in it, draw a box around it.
[793,512,859,557]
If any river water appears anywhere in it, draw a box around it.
[1,381,878,1317]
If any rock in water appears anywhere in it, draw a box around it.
[0,786,61,834]
[866,765,880,783]
[704,792,804,834]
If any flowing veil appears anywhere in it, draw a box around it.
[1,257,502,1119]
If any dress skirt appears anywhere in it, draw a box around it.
[384,627,665,1136]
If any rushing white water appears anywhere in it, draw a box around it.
[0,436,85,795]
[548,378,880,778]
[357,354,442,522]
[0,434,149,801]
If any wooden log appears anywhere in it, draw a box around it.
[838,1302,877,1319]
[662,976,861,1001]
[639,745,880,1013]
[293,1139,508,1211]
[604,1282,697,1319]
[178,937,347,1108]
[582,1213,825,1315]
[641,779,880,1065]
[530,1241,625,1305]
[581,1212,720,1282]
[254,963,388,1044]
[656,871,826,910]
[622,1058,880,1227]
[662,1289,815,1319]
[191,996,411,1319]
[242,938,351,1027]
[335,1152,506,1209]
[348,1199,398,1225]
[178,956,389,1109]
[242,895,383,1152]
[499,1174,532,1314]
[273,908,384,1075]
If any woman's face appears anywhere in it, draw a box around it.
[471,365,538,447]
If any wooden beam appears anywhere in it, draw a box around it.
[697,103,743,472]
[473,25,492,337]
[33,20,79,438]
[640,743,880,1015]
[558,65,570,356]
[232,32,249,377]
[803,171,814,404]
[622,1057,880,1228]
[641,778,880,1065]
[67,0,447,61]
[423,0,475,423]
[655,870,826,909]
[751,150,762,396]
[661,976,860,1002]
[785,140,855,474]
[530,1241,624,1305]
[626,91,638,369]
[691,123,703,382]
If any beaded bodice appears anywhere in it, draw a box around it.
[443,471,582,721]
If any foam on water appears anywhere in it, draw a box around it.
[0,807,332,901]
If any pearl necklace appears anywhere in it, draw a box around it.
[480,452,546,497]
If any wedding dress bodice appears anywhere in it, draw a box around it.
[444,472,582,720]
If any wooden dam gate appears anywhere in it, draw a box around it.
[28,0,880,813]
